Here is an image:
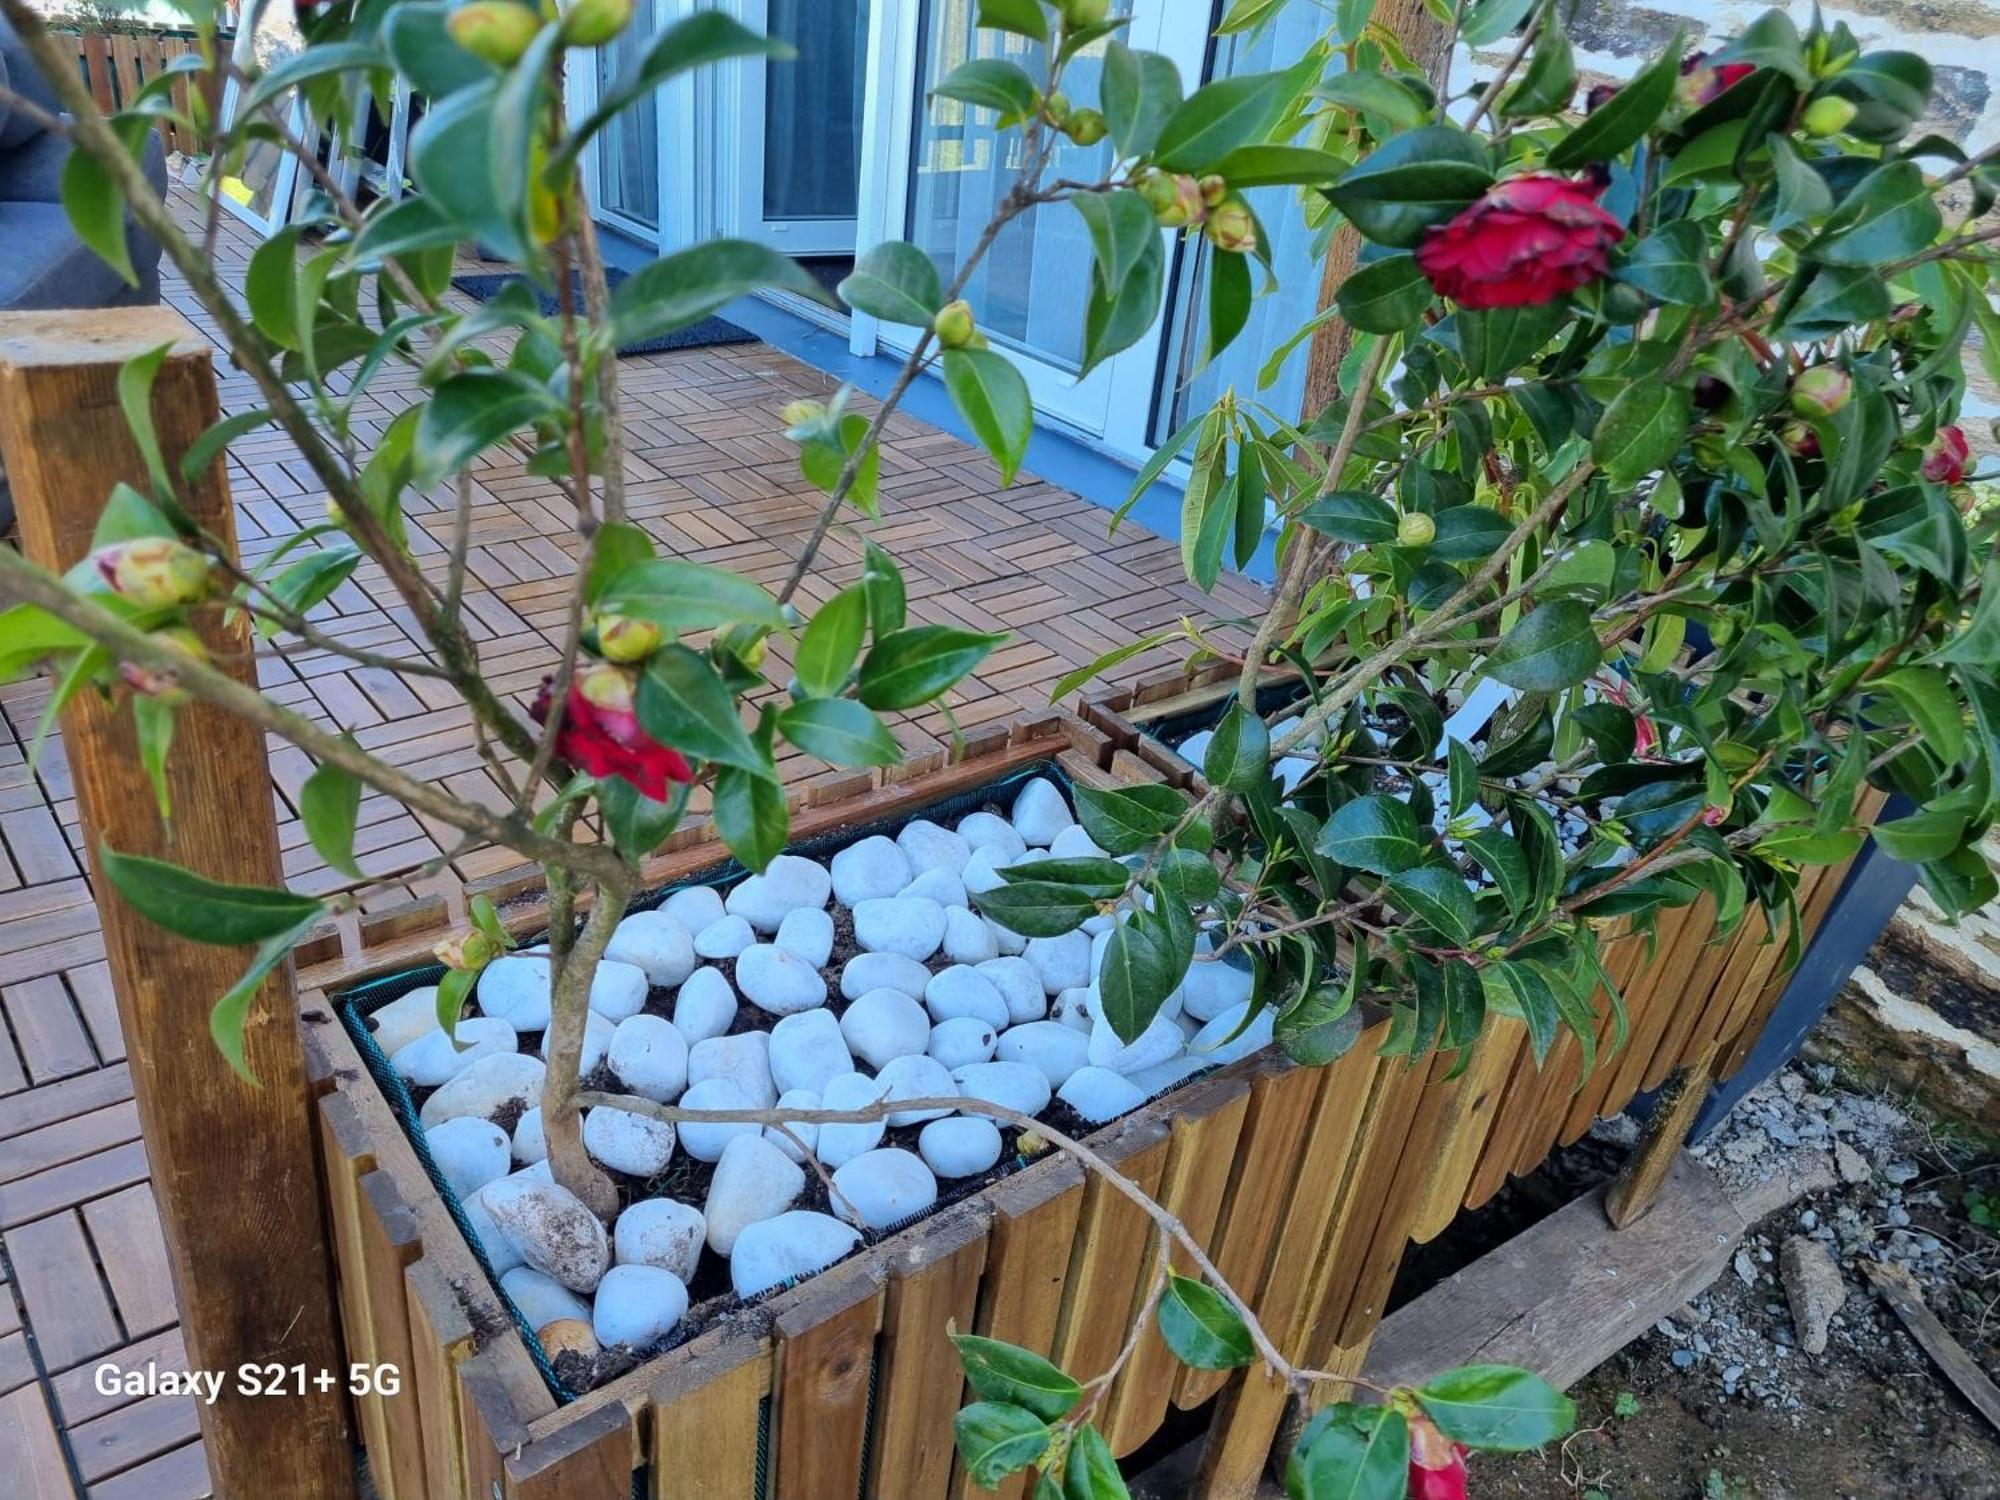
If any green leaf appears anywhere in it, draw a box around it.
[1776,263,1892,340]
[1324,126,1492,249]
[1319,794,1424,874]
[934,57,1040,121]
[98,845,323,946]
[1486,601,1601,693]
[1154,70,1299,172]
[1616,222,1714,307]
[1313,71,1431,129]
[1100,41,1182,159]
[240,39,382,121]
[976,0,1048,40]
[116,342,179,505]
[1050,631,1182,703]
[1063,1423,1130,1500]
[612,240,834,346]
[857,626,1005,711]
[1336,255,1434,334]
[584,522,657,607]
[1074,783,1187,855]
[1288,1404,1410,1500]
[635,644,768,776]
[1499,22,1576,119]
[794,588,868,698]
[954,1402,1051,1488]
[1417,1365,1576,1451]
[711,764,788,872]
[564,11,791,167]
[1464,829,1532,917]
[1205,701,1271,792]
[838,241,944,327]
[1768,135,1834,232]
[1430,505,1513,563]
[1156,1275,1255,1369]
[1807,161,1943,267]
[90,482,176,549]
[1876,666,1965,767]
[1707,8,1809,85]
[1083,234,1168,377]
[1592,382,1690,487]
[598,778,689,859]
[60,114,150,286]
[974,882,1099,938]
[1386,866,1479,945]
[180,408,274,485]
[862,541,908,638]
[1546,34,1683,170]
[384,1,496,99]
[300,755,363,880]
[778,698,901,768]
[951,1334,1081,1423]
[1485,961,1560,1063]
[1073,190,1160,293]
[943,349,1033,485]
[1004,857,1132,900]
[210,908,329,1086]
[408,81,521,261]
[1210,145,1349,188]
[1298,492,1398,544]
[131,695,174,821]
[593,559,785,634]
[415,371,561,480]
[1457,302,1565,382]
[246,225,307,352]
[1099,909,1189,1042]
[0,606,88,684]
[1461,0,1534,47]
[1871,806,1968,864]
[1202,242,1252,366]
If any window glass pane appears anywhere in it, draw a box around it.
[905,0,1114,374]
[765,0,870,222]
[596,6,659,228]
[221,3,305,224]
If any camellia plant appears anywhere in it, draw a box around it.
[2,0,1998,1493]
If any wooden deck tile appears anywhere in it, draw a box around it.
[8,1211,123,1370]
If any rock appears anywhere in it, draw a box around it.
[607,1015,689,1104]
[511,1107,547,1165]
[929,1017,998,1071]
[841,951,932,1002]
[975,957,1045,1024]
[731,1212,861,1299]
[477,955,555,1031]
[765,1087,821,1164]
[831,836,913,906]
[775,908,835,968]
[1125,1054,1208,1096]
[605,910,697,989]
[583,1106,677,1177]
[464,1196,524,1274]
[854,896,946,961]
[736,943,829,1018]
[958,811,1027,861]
[902,867,969,909]
[705,1134,806,1255]
[1088,1010,1185,1076]
[876,1054,959,1125]
[613,1198,705,1282]
[1048,824,1104,859]
[987,916,1028,957]
[897,819,971,877]
[1177,951,1255,1023]
[1057,1066,1148,1124]
[677,1079,761,1162]
[659,885,726,935]
[538,1010,615,1077]
[997,1022,1091,1089]
[688,1032,776,1107]
[481,1177,609,1293]
[1187,1002,1274,1067]
[769,1009,854,1096]
[501,1266,589,1334]
[1052,988,1096,1032]
[961,847,1015,897]
[370,986,448,1057]
[920,1117,1003,1179]
[1781,1236,1846,1355]
[426,1117,511,1199]
[840,989,932,1070]
[942,906,1000,965]
[538,1318,598,1364]
[1011,778,1072,846]
[592,1263,687,1350]
[392,1017,517,1088]
[951,1061,1052,1120]
[1026,932,1091,994]
[1835,1141,1872,1185]
[925,966,1011,1029]
[585,960,650,1022]
[419,1052,546,1128]
[672,967,738,1044]
[831,1147,938,1231]
[725,855,832,934]
[693,914,756,960]
[817,1071,889,1168]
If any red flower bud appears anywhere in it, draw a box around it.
[94,538,211,610]
[1408,1413,1470,1500]
[532,663,693,801]
[1922,424,1971,485]
[1677,52,1755,109]
[1416,174,1624,311]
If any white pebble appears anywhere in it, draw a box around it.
[928,1017,998,1070]
[736,943,829,1018]
[705,1133,806,1255]
[941,906,1000,964]
[997,1022,1090,1089]
[1088,1010,1186,1077]
[677,1079,761,1162]
[958,811,1027,860]
[1047,824,1103,859]
[960,846,1014,896]
[613,1198,705,1282]
[426,1117,511,1199]
[977,957,1046,1024]
[876,1054,959,1126]
[480,1177,608,1293]
[1057,1066,1149,1124]
[511,1106,547,1165]
[369,986,447,1057]
[607,1014,689,1104]
[501,1266,590,1332]
[583,1105,676,1177]
[659,885,726,934]
[987,916,1028,956]
[418,1052,545,1128]
[1052,987,1096,1032]
[839,988,932,1070]
[831,1147,938,1231]
[769,1009,854,1096]
[587,959,650,1022]
[1011,778,1073,847]
[605,910,696,989]
[592,1263,687,1350]
[919,1117,1003,1179]
[925,966,1010,1029]
[1177,950,1255,1022]
[688,1031,776,1107]
[1188,1001,1275,1067]
[539,1010,614,1077]
[764,1087,821,1164]
[693,914,756,959]
[901,867,968,908]
[725,854,831,933]
[830,836,912,906]
[897,819,971,876]
[1025,932,1092,994]
[853,896,946,961]
[774,907,835,968]
[671,967,738,1043]
[840,951,931,1001]
[817,1071,889,1168]
[392,1016,516,1088]
[476,955,553,1031]
[730,1211,860,1299]
[951,1061,1051,1120]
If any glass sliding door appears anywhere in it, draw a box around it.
[594,2,661,231]
[736,0,871,255]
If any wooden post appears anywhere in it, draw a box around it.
[1602,1040,1721,1230]
[0,308,358,1499]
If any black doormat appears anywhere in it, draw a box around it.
[450,269,760,357]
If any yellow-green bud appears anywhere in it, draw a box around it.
[1789,364,1853,419]
[780,398,827,429]
[93,537,211,610]
[1198,174,1228,209]
[434,929,501,973]
[561,0,633,46]
[1204,197,1257,255]
[445,1,543,66]
[933,299,978,350]
[1396,511,1436,547]
[1043,91,1071,127]
[1134,169,1183,224]
[1065,108,1108,147]
[1062,0,1111,25]
[595,614,663,663]
[1800,94,1858,137]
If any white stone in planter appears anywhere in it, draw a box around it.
[951,1061,1051,1120]
[704,1134,806,1255]
[1188,1001,1275,1067]
[539,1010,614,1077]
[614,1198,705,1282]
[928,1017,997,1071]
[996,1022,1090,1089]
[464,1195,524,1274]
[588,959,651,1022]
[725,855,831,934]
[957,811,1026,860]
[960,847,1013,897]
[660,885,726,936]
[736,943,828,1018]
[1178,729,1214,766]
[1047,824,1105,860]
[476,956,554,1031]
[481,1176,609,1293]
[897,819,971,877]
[900,867,968,909]
[419,1052,546,1128]
[688,1032,775,1107]
[1011,778,1073,847]
[764,1087,821,1164]
[919,1117,1003,1179]
[693,914,756,960]
[672,967,737,1044]
[831,1147,938,1231]
[853,896,945,961]
[1088,1010,1186,1077]
[840,952,930,1002]
[1276,757,1313,794]
[840,989,930,1070]
[924,966,1009,1030]
[978,958,1045,1024]
[371,986,447,1057]
[583,1106,676,1177]
[592,1263,688,1350]
[875,1054,959,1126]
[501,1266,590,1333]
[426,1117,511,1199]
[1125,1053,1209,1097]
[769,1009,853,1096]
[512,1106,547,1165]
[774,908,835,968]
[941,906,999,965]
[817,1071,889,1168]
[605,910,697,989]
[1025,932,1091,995]
[1177,950,1255,1022]
[392,1017,516,1088]
[987,916,1028,957]
[1052,988,1096,1033]
[677,1079,761,1162]
[831,836,911,906]
[1057,1067,1148,1124]
[607,1015,689,1104]
[730,1212,861,1299]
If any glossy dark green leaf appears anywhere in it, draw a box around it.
[1460,0,1534,47]
[1318,794,1424,874]
[210,908,329,1086]
[598,778,690,859]
[1298,491,1398,544]
[1546,34,1682,169]
[565,11,790,165]
[954,1402,1050,1488]
[636,644,767,776]
[943,348,1033,485]
[1156,1275,1255,1369]
[1486,601,1601,693]
[1003,857,1132,900]
[1313,70,1430,129]
[1335,255,1433,334]
[1287,1403,1410,1500]
[1063,1422,1130,1500]
[60,114,152,287]
[1498,22,1576,119]
[794,587,868,698]
[1457,302,1565,382]
[1209,144,1349,188]
[612,240,834,345]
[950,1333,1082,1422]
[1072,190,1159,292]
[711,763,788,872]
[1205,701,1271,792]
[856,625,1006,711]
[1099,907,1189,1042]
[777,698,901,768]
[1616,222,1714,306]
[976,0,1048,40]
[595,559,784,634]
[98,845,323,946]
[300,756,363,880]
[861,540,907,638]
[1325,126,1492,249]
[1100,41,1182,159]
[1083,234,1168,377]
[934,57,1039,121]
[414,371,560,480]
[972,882,1098,938]
[1591,382,1690,486]
[1154,70,1298,172]
[1387,865,1479,945]
[1417,1364,1576,1452]
[838,241,944,326]
[1202,244,1252,366]
[1074,782,1187,855]
[1430,504,1513,563]
[384,1,496,99]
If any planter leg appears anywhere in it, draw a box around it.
[1604,1041,1721,1230]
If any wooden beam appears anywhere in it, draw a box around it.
[0,307,357,1498]
[1603,1041,1720,1230]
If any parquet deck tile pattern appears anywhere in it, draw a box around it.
[0,188,1264,1494]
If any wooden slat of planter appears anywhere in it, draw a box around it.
[504,1401,635,1500]
[358,1170,429,1500]
[649,1328,772,1500]
[1462,1021,1551,1211]
[1049,1119,1171,1387]
[1507,1027,1584,1182]
[405,1259,474,1500]
[1101,1076,1251,1456]
[1413,1019,1522,1239]
[1556,922,1663,1146]
[771,1259,884,1500]
[458,1351,535,1500]
[319,1092,391,1484]
[865,1203,990,1500]
[1596,899,1704,1117]
[1630,895,1745,1104]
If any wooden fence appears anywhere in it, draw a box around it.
[48,27,222,158]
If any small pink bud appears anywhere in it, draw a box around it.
[94,538,211,610]
[1789,365,1852,419]
[117,623,205,704]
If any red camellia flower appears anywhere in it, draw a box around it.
[1678,51,1756,109]
[1415,175,1625,310]
[1408,1413,1470,1500]
[1922,425,1971,485]
[531,663,692,801]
